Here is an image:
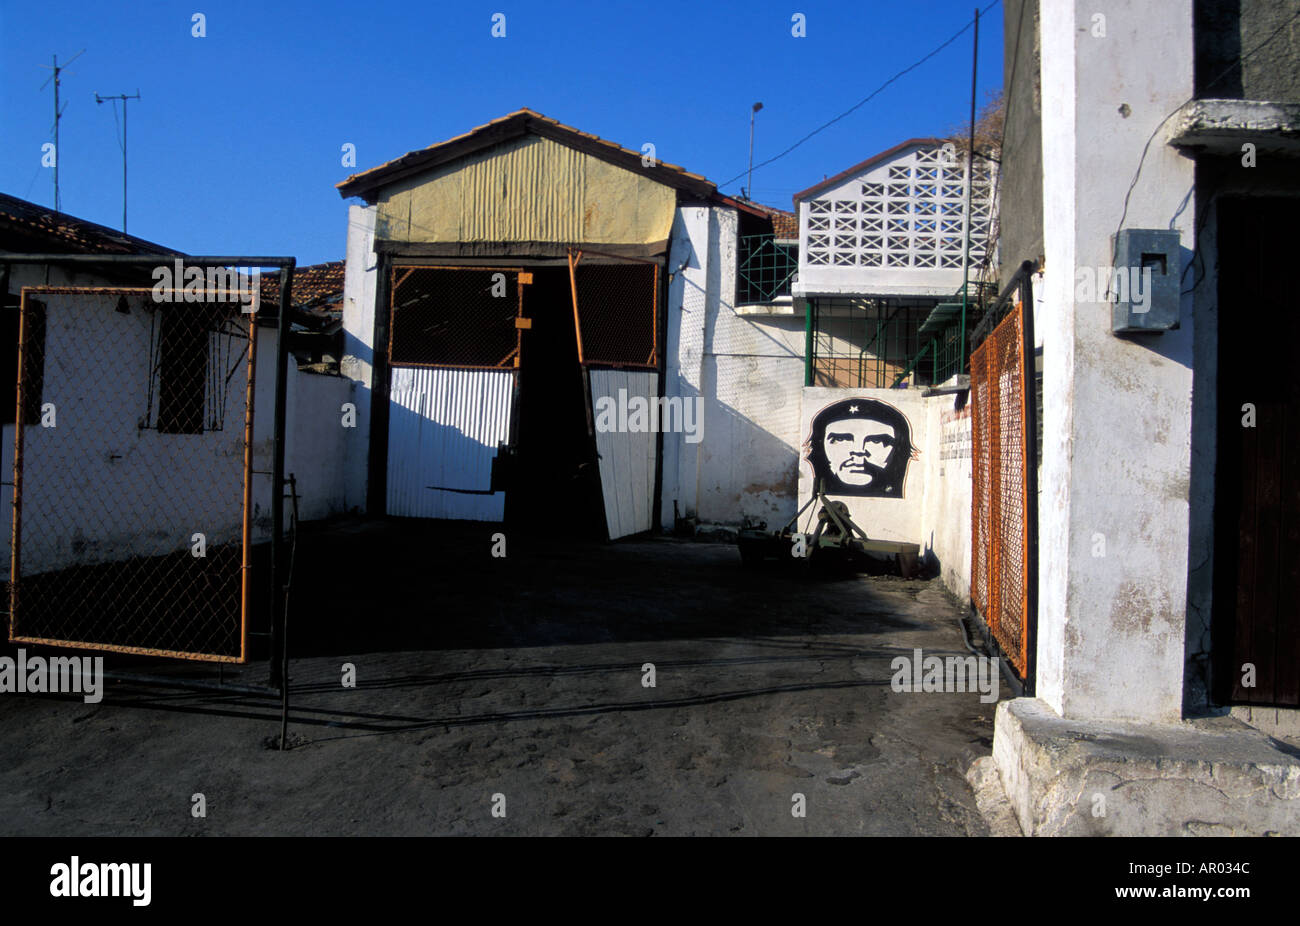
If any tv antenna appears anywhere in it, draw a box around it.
[39,49,84,212]
[96,90,141,232]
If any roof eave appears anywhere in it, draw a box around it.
[791,137,946,206]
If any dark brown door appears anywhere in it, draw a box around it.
[1214,197,1300,706]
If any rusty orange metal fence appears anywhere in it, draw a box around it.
[970,300,1032,680]
[8,286,258,662]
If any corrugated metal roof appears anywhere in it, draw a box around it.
[337,108,721,203]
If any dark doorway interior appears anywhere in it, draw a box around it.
[1213,196,1300,707]
[507,268,605,538]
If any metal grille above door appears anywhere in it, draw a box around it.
[567,250,659,369]
[388,266,524,368]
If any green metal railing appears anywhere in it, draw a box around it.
[805,297,932,388]
[889,279,993,388]
[737,234,797,304]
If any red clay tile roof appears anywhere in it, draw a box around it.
[259,261,344,327]
[744,201,798,239]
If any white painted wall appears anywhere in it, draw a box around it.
[1035,0,1197,723]
[284,368,353,524]
[341,203,378,511]
[797,386,929,545]
[661,206,709,527]
[659,205,805,530]
[919,393,972,599]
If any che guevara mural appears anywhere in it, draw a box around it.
[803,397,917,498]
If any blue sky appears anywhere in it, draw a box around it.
[1,0,1003,265]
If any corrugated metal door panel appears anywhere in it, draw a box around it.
[590,369,657,539]
[387,367,513,520]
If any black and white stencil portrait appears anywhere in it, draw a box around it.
[804,397,917,498]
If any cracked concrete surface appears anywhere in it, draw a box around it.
[0,519,998,836]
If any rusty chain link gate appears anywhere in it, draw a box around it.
[8,286,259,662]
[970,263,1037,685]
[566,249,659,369]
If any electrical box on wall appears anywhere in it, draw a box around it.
[1111,229,1180,333]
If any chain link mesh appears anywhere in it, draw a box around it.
[9,288,257,661]
[970,306,1029,678]
[389,267,521,368]
[571,257,658,368]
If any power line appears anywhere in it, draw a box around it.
[719,0,1001,190]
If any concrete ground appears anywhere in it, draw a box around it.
[0,518,998,836]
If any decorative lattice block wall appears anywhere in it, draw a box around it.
[804,145,994,271]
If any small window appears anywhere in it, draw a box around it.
[156,309,209,434]
[737,233,797,304]
[0,297,47,426]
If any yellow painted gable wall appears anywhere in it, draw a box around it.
[374,135,677,245]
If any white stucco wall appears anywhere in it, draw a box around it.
[919,392,972,599]
[659,206,708,528]
[1035,0,1197,723]
[340,203,378,512]
[659,205,806,530]
[283,368,354,523]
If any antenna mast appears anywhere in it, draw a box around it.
[39,49,84,212]
[96,90,141,231]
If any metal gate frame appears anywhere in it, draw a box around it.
[0,253,295,684]
[10,285,258,662]
[566,247,660,371]
[969,260,1038,687]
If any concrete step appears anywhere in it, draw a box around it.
[992,697,1300,836]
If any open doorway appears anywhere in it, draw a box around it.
[507,267,605,538]
[1213,196,1300,707]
